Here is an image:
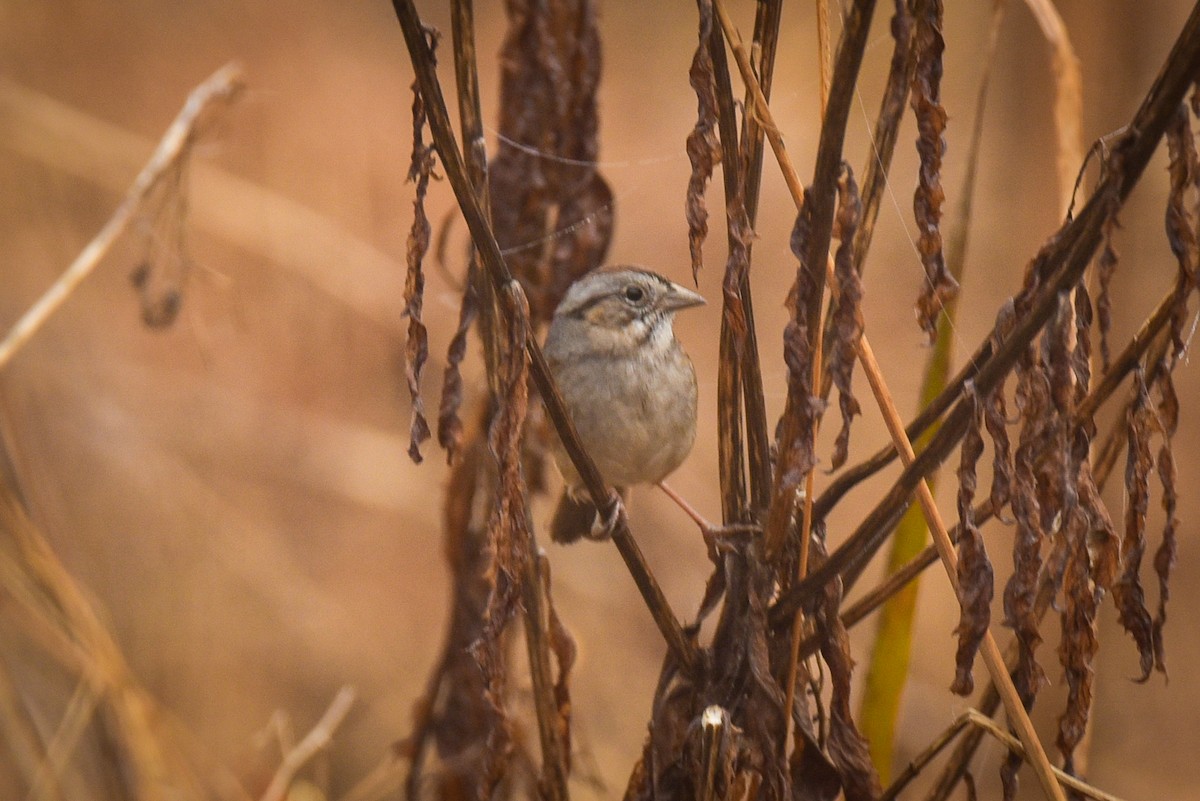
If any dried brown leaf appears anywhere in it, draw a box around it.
[1112,369,1155,681]
[686,0,722,282]
[909,0,957,341]
[437,263,480,462]
[828,164,864,470]
[1152,432,1178,675]
[404,42,439,465]
[950,386,993,697]
[1003,335,1049,709]
[775,199,825,503]
[1056,504,1099,778]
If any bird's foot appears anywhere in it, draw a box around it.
[584,489,626,541]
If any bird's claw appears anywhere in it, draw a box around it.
[585,490,625,541]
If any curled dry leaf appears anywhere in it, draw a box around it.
[685,0,722,282]
[909,0,957,341]
[1113,372,1156,682]
[1143,101,1199,675]
[437,265,480,462]
[403,426,504,801]
[1055,502,1099,779]
[1003,335,1048,709]
[828,164,864,471]
[780,198,824,487]
[404,43,439,465]
[950,385,993,697]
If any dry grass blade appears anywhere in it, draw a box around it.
[259,687,356,801]
[0,63,244,371]
[1022,0,1085,217]
[26,678,100,801]
[0,484,208,801]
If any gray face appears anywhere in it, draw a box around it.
[554,269,704,332]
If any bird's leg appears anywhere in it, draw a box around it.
[655,482,760,550]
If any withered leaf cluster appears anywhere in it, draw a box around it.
[395,1,607,800]
[489,0,611,326]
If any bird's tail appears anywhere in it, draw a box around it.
[549,491,597,544]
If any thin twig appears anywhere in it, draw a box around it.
[259,687,356,801]
[0,63,243,371]
[878,712,972,801]
[711,0,806,219]
[880,710,1128,801]
[25,678,100,801]
[962,711,1128,801]
[389,0,700,675]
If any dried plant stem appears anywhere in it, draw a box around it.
[815,0,832,116]
[855,338,1067,801]
[711,0,806,221]
[519,511,570,801]
[0,63,243,371]
[390,0,699,674]
[259,686,356,801]
[878,711,971,801]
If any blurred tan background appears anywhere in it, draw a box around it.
[1,1,1197,799]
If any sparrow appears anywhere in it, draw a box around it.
[543,266,705,543]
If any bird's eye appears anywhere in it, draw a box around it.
[623,285,645,303]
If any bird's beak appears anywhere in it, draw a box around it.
[662,283,707,312]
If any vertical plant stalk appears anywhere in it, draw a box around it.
[782,0,837,747]
[737,0,782,512]
[713,6,1068,797]
[858,0,1004,779]
[704,0,750,525]
[390,0,699,675]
